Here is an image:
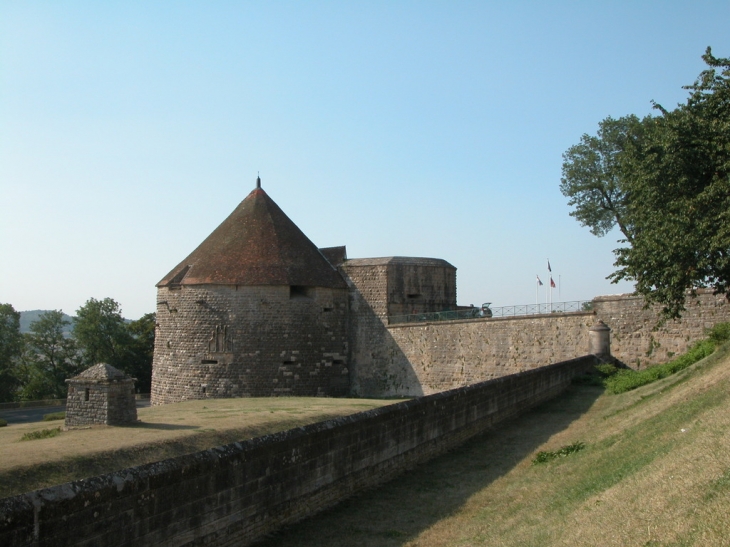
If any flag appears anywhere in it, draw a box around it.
[547,260,552,272]
[550,277,556,288]
[536,275,543,286]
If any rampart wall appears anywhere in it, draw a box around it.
[593,290,730,368]
[385,312,597,396]
[0,356,596,547]
[348,290,730,397]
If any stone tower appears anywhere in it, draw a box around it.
[151,179,350,404]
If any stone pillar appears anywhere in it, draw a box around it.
[589,320,611,357]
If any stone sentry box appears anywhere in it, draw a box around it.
[65,363,137,427]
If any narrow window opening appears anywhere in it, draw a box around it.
[290,285,313,299]
[201,385,207,394]
[332,359,345,365]
[84,388,90,401]
[323,307,333,312]
[407,293,421,299]
[201,359,218,364]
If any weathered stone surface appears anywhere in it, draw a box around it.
[151,284,349,404]
[65,364,137,427]
[592,290,730,368]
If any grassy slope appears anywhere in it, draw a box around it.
[257,344,730,547]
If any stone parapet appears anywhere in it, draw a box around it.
[0,355,597,547]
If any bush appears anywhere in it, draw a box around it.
[0,418,7,427]
[708,322,730,345]
[573,363,619,386]
[20,427,61,441]
[43,412,65,421]
[595,363,619,377]
[533,441,586,465]
[605,338,717,394]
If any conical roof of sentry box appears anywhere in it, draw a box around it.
[157,181,347,289]
[69,363,133,382]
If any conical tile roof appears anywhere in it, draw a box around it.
[157,182,347,288]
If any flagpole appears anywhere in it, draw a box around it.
[547,259,551,311]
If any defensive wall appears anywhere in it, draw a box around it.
[1,355,596,547]
[592,290,730,368]
[346,286,730,398]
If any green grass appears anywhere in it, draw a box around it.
[43,411,66,421]
[20,427,61,441]
[255,342,730,547]
[532,441,585,464]
[604,322,730,394]
[0,419,7,427]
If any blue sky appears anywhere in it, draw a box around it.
[1,1,729,319]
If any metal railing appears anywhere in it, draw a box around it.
[389,300,593,325]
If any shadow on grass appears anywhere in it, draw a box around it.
[128,422,200,431]
[255,384,604,547]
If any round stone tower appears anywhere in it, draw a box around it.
[151,178,350,405]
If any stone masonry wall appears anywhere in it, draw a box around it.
[65,381,137,427]
[152,284,349,404]
[0,355,597,547]
[386,262,456,316]
[384,312,596,396]
[339,263,406,396]
[592,290,730,368]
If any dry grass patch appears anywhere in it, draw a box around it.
[0,397,396,499]
[257,345,730,547]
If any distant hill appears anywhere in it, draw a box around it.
[19,310,136,334]
[19,310,75,335]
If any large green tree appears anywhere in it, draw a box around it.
[0,303,23,402]
[562,48,730,318]
[19,310,82,400]
[125,312,155,393]
[74,298,133,368]
[73,298,154,393]
[560,114,645,243]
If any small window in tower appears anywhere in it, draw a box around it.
[84,388,90,401]
[290,286,314,300]
[201,359,218,364]
[407,293,421,299]
[169,265,190,285]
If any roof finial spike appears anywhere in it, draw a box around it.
[256,172,261,189]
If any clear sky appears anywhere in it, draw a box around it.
[1,1,729,319]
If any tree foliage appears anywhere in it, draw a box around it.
[125,312,156,393]
[0,299,155,400]
[74,298,133,368]
[74,298,154,392]
[18,310,82,400]
[562,48,730,318]
[560,115,644,242]
[0,304,23,402]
